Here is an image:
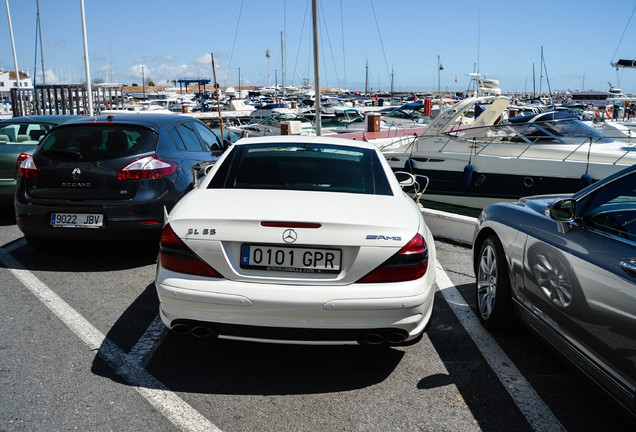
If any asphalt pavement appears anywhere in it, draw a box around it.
[1,204,634,432]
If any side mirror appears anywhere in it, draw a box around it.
[394,171,416,188]
[549,199,577,234]
[549,199,576,221]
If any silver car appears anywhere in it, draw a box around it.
[472,165,636,417]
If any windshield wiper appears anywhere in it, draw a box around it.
[43,148,83,159]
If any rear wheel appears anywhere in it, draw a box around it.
[475,235,513,331]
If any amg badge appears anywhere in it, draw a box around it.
[366,234,402,241]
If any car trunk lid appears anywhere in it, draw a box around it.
[167,189,420,283]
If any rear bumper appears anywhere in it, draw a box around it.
[15,199,166,240]
[155,268,435,345]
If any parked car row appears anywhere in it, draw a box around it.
[4,120,439,347]
[3,112,635,418]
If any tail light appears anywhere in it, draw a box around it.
[16,153,32,172]
[18,155,39,178]
[358,233,428,283]
[118,155,177,180]
[159,224,223,278]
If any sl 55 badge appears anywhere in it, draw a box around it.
[187,228,216,235]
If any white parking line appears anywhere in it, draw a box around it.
[434,260,565,432]
[0,242,221,432]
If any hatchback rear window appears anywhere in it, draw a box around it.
[209,142,393,195]
[40,124,158,161]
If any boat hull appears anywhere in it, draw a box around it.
[385,152,627,209]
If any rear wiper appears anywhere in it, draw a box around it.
[43,149,83,159]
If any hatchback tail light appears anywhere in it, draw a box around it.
[159,224,223,278]
[16,153,32,172]
[118,155,177,180]
[358,233,428,283]
[17,155,39,178]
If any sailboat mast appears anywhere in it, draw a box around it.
[539,46,544,95]
[532,63,536,97]
[5,0,21,89]
[312,0,321,136]
[211,52,224,140]
[37,0,45,84]
[365,59,368,94]
[280,31,285,98]
[80,0,94,116]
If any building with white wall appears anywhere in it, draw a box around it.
[0,69,33,99]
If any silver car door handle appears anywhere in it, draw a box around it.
[619,259,636,277]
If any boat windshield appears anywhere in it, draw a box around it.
[452,118,612,145]
[258,113,309,126]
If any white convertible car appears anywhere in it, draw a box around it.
[154,135,436,345]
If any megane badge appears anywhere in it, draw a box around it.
[282,229,297,243]
[72,167,81,180]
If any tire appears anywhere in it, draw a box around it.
[475,235,513,331]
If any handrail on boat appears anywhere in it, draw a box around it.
[436,118,636,166]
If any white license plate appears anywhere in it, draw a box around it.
[50,213,103,228]
[241,244,341,273]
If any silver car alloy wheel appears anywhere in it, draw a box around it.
[477,243,497,320]
[532,251,572,308]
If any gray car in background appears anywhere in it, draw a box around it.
[0,115,84,204]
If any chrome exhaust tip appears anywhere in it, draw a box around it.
[191,326,218,338]
[385,332,408,344]
[171,323,192,335]
[359,333,385,345]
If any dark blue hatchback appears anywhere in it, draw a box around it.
[15,113,227,250]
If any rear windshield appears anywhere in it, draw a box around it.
[39,124,158,161]
[208,142,393,195]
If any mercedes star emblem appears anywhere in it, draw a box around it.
[282,229,297,243]
[72,167,81,180]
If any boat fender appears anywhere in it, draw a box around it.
[404,158,415,173]
[462,164,474,194]
[578,173,594,189]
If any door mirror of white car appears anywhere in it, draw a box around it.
[394,171,416,188]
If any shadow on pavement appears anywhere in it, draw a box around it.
[92,282,405,395]
[3,237,158,272]
[0,204,15,226]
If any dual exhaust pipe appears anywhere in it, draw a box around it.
[171,322,219,338]
[358,331,408,345]
[171,321,408,345]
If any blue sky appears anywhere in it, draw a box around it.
[3,0,636,93]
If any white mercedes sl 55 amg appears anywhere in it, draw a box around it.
[154,135,436,345]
